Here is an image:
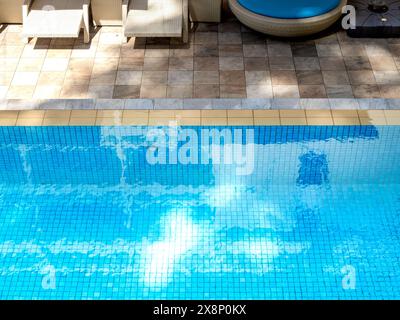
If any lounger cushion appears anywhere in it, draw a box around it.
[23,0,86,38]
[124,0,183,37]
[237,0,341,19]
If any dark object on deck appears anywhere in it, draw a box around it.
[347,0,400,37]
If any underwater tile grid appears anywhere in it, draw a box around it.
[0,125,399,300]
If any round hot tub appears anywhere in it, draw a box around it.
[229,0,347,37]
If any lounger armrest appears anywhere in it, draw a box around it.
[22,0,33,24]
[122,0,130,26]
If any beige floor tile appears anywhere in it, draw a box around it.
[16,58,44,72]
[201,110,227,118]
[148,117,177,126]
[143,57,169,71]
[93,58,119,71]
[245,71,271,85]
[64,72,91,86]
[124,110,149,117]
[384,110,400,119]
[45,110,71,118]
[0,118,17,126]
[169,57,193,71]
[68,58,94,75]
[116,71,142,85]
[220,85,246,98]
[228,118,254,125]
[42,58,69,72]
[280,110,306,118]
[150,110,177,118]
[88,85,114,99]
[254,110,279,117]
[0,58,19,72]
[219,57,244,71]
[359,117,387,125]
[33,85,61,99]
[113,85,140,98]
[123,117,149,125]
[46,48,71,58]
[201,117,227,125]
[119,56,144,71]
[97,110,123,118]
[194,84,219,98]
[254,117,280,125]
[333,117,361,125]
[37,72,66,86]
[176,118,201,126]
[0,45,24,58]
[70,110,97,118]
[96,44,121,58]
[12,72,39,86]
[228,110,253,117]
[331,110,359,117]
[69,118,96,126]
[369,56,397,71]
[0,72,14,86]
[145,48,170,58]
[272,85,300,98]
[194,57,219,71]
[385,117,400,125]
[0,111,19,120]
[246,85,273,98]
[21,45,47,59]
[90,71,117,85]
[305,110,332,117]
[243,44,267,58]
[43,117,70,126]
[95,117,123,126]
[71,43,98,58]
[220,71,245,86]
[307,117,334,125]
[0,86,9,99]
[16,118,43,126]
[168,71,193,85]
[60,85,89,98]
[142,71,168,86]
[167,85,193,98]
[357,110,385,118]
[7,86,35,99]
[175,110,201,118]
[18,110,45,118]
[140,85,167,98]
[194,71,219,85]
[280,117,307,125]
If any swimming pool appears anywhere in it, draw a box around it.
[0,125,399,300]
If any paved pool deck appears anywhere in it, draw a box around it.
[1,16,400,100]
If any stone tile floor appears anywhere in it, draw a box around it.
[1,17,400,100]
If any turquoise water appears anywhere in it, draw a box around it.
[0,126,399,299]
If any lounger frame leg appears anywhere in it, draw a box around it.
[22,0,33,44]
[122,0,129,43]
[182,0,189,43]
[83,1,90,43]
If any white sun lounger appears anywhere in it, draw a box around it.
[22,0,91,43]
[122,0,188,43]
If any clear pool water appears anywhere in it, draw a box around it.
[0,126,399,300]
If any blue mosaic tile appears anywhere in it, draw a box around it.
[0,126,399,299]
